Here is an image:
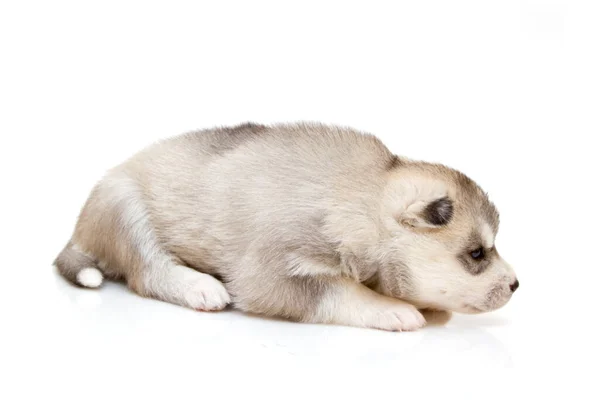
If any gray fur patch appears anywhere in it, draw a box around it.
[386,155,404,170]
[422,197,454,226]
[54,241,98,286]
[458,232,498,275]
[223,122,267,135]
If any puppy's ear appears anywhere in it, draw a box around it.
[399,196,454,229]
[421,197,454,226]
[384,174,455,230]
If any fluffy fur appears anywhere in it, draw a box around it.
[54,122,518,331]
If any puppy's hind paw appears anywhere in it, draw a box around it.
[184,274,231,311]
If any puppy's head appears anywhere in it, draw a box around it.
[378,162,517,314]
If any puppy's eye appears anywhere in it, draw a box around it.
[470,248,485,260]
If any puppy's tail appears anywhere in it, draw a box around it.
[54,241,104,288]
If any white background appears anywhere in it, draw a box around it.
[1,1,599,399]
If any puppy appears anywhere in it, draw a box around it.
[55,122,518,331]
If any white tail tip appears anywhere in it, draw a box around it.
[76,267,103,288]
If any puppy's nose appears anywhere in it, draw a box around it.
[509,279,520,293]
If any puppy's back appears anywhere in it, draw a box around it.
[116,122,397,274]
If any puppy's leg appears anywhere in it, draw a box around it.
[130,261,231,311]
[311,278,426,331]
[232,273,425,331]
[70,174,230,311]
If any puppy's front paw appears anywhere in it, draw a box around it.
[368,302,426,332]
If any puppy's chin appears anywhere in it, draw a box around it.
[456,298,511,314]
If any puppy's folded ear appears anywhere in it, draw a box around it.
[383,174,455,230]
[421,197,454,225]
[399,196,454,229]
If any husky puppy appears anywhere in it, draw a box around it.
[55,123,518,331]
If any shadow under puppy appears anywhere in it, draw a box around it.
[55,122,519,331]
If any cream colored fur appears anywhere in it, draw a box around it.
[54,122,517,331]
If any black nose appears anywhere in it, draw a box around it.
[510,279,520,293]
